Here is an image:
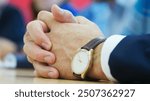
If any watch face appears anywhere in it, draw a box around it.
[71,49,90,74]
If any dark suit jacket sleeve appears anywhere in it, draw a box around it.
[101,35,150,83]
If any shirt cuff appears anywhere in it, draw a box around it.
[100,35,126,82]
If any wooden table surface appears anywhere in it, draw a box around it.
[0,68,112,84]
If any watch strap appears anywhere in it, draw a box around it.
[73,73,81,78]
[73,73,91,80]
[81,38,106,51]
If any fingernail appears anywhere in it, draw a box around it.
[42,43,50,50]
[55,5,64,14]
[44,55,52,64]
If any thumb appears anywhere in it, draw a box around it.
[51,4,77,23]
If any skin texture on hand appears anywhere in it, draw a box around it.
[24,5,107,80]
[38,11,103,79]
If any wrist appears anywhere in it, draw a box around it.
[87,42,108,80]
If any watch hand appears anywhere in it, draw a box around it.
[78,55,82,63]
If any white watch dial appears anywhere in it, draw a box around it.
[71,49,90,74]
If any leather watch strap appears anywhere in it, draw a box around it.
[81,38,106,51]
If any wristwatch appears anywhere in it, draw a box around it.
[71,38,106,79]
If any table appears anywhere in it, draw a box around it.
[0,68,112,84]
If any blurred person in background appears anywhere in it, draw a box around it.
[31,0,78,19]
[0,0,32,68]
[123,0,150,35]
[109,0,137,35]
[80,0,114,37]
[0,0,25,51]
[109,0,150,36]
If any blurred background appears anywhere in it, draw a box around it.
[0,0,149,69]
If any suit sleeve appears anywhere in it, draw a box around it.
[101,35,150,83]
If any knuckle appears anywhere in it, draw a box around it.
[26,20,39,31]
[37,10,49,20]
[23,44,27,54]
[23,32,30,43]
[37,11,46,18]
[23,33,27,43]
[76,16,82,21]
[76,16,83,19]
[27,56,33,63]
[26,21,35,30]
[27,22,43,45]
[76,16,86,21]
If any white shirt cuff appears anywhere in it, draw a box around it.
[100,35,126,82]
